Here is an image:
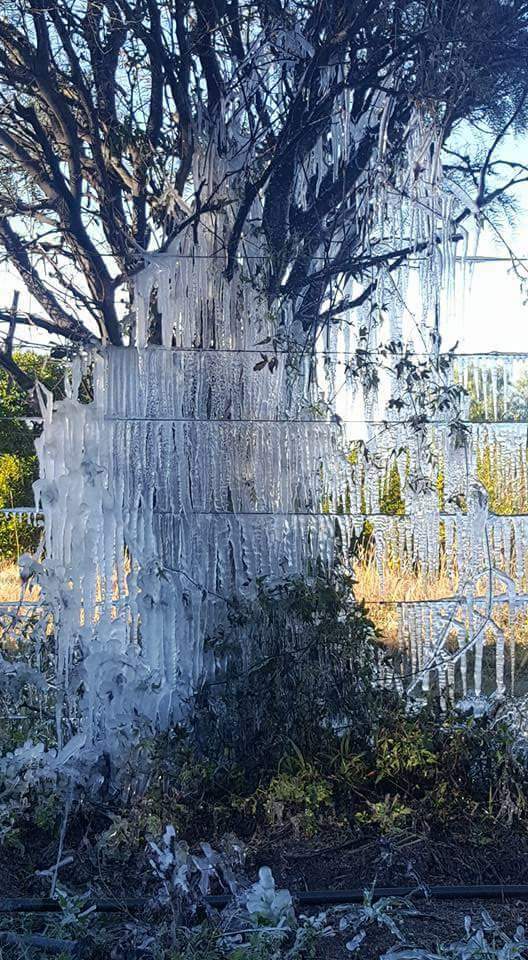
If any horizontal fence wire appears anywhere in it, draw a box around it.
[6,345,528,358]
[360,594,528,607]
[7,507,528,520]
[1,596,522,610]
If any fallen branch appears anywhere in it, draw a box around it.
[0,930,83,955]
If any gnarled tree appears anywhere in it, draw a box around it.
[0,0,526,372]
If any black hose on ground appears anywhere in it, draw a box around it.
[3,885,528,913]
[207,885,528,908]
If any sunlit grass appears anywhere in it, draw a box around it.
[352,548,528,659]
[1,550,527,669]
[352,546,454,644]
[0,561,26,602]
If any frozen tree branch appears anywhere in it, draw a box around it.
[0,0,525,370]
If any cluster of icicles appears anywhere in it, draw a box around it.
[32,345,360,756]
[24,87,518,759]
[31,330,528,755]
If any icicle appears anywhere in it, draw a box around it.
[495,625,506,699]
[510,600,516,695]
[482,365,489,420]
[474,627,485,699]
[490,362,498,421]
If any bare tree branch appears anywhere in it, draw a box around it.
[0,0,525,369]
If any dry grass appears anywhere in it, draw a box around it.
[0,552,452,609]
[352,547,456,644]
[0,562,40,604]
[352,548,454,605]
[0,562,24,602]
[0,553,527,666]
[0,555,444,649]
[352,549,528,700]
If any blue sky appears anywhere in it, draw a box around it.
[445,133,528,353]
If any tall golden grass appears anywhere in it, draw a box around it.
[0,562,40,604]
[0,553,526,659]
[0,554,451,646]
[0,563,24,601]
[351,546,455,644]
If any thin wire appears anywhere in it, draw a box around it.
[21,250,527,263]
[363,593,528,607]
[0,506,363,519]
[156,508,528,520]
[0,414,527,426]
[0,601,41,608]
[5,336,528,361]
[94,416,528,426]
[0,416,43,422]
[7,505,527,522]
[0,594,523,610]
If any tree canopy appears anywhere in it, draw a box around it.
[0,0,527,383]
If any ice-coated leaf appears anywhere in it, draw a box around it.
[346,930,366,951]
[245,866,295,927]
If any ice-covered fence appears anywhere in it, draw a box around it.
[368,352,528,705]
[30,326,528,744]
[396,593,528,706]
[34,344,364,749]
[456,353,528,421]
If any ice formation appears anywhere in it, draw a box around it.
[34,335,528,749]
[35,339,528,744]
[22,69,523,762]
[34,341,370,748]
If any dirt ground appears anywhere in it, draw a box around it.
[250,825,528,891]
[3,817,528,896]
[313,899,528,958]
[2,821,528,956]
